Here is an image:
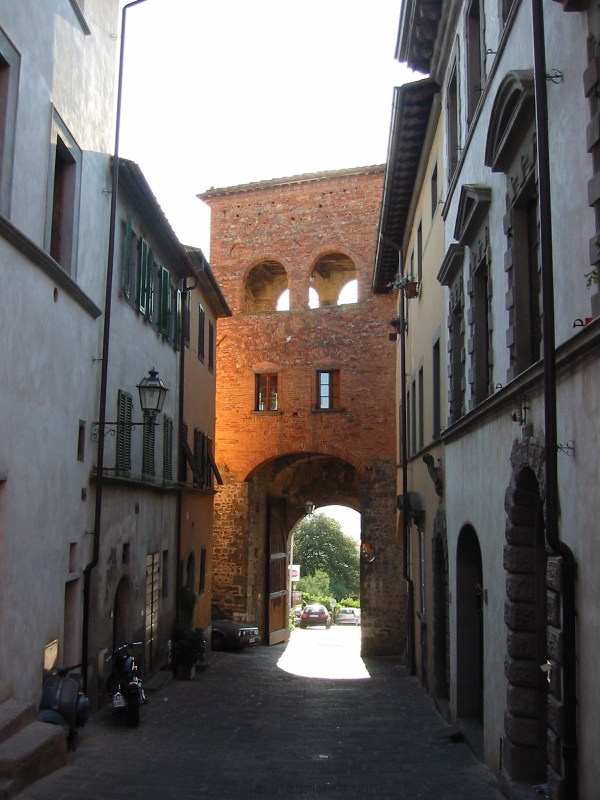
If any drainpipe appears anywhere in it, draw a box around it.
[532,1,577,795]
[81,0,149,693]
[399,281,416,674]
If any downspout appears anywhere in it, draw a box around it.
[399,282,416,675]
[532,1,578,795]
[81,0,148,693]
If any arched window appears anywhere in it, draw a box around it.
[310,253,357,307]
[245,260,288,312]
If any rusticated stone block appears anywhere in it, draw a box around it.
[547,694,564,737]
[547,626,563,661]
[506,684,538,717]
[506,573,536,602]
[547,659,562,700]
[547,764,566,800]
[547,590,561,627]
[504,544,535,573]
[546,557,563,592]
[502,737,541,782]
[505,522,536,546]
[505,600,536,631]
[507,630,537,659]
[507,503,537,526]
[505,655,538,687]
[505,710,539,746]
[547,729,561,772]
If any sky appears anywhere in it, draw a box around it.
[118,0,419,257]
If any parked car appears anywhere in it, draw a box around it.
[211,619,260,651]
[335,607,360,626]
[299,604,331,629]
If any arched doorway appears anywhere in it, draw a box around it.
[432,508,449,712]
[503,466,547,782]
[456,525,484,724]
[112,576,133,650]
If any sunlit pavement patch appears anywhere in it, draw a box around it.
[277,627,370,679]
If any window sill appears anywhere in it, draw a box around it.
[311,407,346,414]
[252,410,284,416]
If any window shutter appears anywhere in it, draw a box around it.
[198,304,205,362]
[142,411,155,477]
[146,248,155,321]
[180,422,188,482]
[122,215,132,299]
[116,390,132,476]
[182,290,190,347]
[176,288,184,350]
[208,320,214,371]
[136,238,146,314]
[163,416,173,481]
[193,428,202,486]
[159,267,169,336]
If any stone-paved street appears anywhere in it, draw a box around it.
[21,628,505,799]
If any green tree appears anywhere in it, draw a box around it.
[296,570,332,607]
[293,514,359,601]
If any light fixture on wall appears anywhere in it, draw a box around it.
[305,498,315,516]
[92,367,168,439]
[136,367,169,420]
[510,394,528,426]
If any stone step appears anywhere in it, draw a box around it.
[0,701,35,747]
[0,721,66,798]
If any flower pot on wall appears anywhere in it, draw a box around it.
[405,281,419,299]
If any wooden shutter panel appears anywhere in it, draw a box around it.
[143,412,155,477]
[116,390,132,476]
[146,248,155,321]
[122,215,132,299]
[163,416,173,481]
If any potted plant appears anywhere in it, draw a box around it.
[386,273,420,298]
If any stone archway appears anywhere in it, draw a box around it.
[503,427,551,784]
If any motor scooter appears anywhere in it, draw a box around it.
[106,641,147,728]
[37,663,89,749]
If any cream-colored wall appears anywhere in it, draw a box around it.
[0,0,119,705]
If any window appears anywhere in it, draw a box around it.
[512,188,542,373]
[411,378,417,454]
[46,113,82,276]
[472,254,492,404]
[77,420,85,462]
[0,30,19,217]
[255,373,278,411]
[183,291,191,347]
[193,429,214,489]
[163,416,174,481]
[432,339,441,439]
[449,280,465,423]
[466,0,483,126]
[136,237,154,318]
[317,370,340,410]
[431,163,438,219]
[198,304,205,362]
[417,222,423,286]
[208,320,214,372]
[199,547,207,595]
[122,215,133,299]
[418,366,424,450]
[142,410,155,478]
[447,67,460,182]
[158,266,172,337]
[115,390,132,477]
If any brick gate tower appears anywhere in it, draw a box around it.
[200,166,404,656]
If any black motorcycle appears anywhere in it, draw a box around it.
[106,641,147,727]
[37,663,89,749]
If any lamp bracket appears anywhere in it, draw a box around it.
[91,420,157,442]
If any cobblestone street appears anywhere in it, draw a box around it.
[22,628,505,799]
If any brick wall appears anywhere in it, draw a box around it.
[203,167,407,655]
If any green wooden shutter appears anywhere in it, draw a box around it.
[146,248,155,321]
[158,267,169,336]
[122,215,132,299]
[163,416,173,482]
[136,238,146,313]
[142,411,155,478]
[116,390,132,476]
[182,290,189,348]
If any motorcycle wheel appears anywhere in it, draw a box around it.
[125,693,139,728]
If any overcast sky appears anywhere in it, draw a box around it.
[118,0,418,255]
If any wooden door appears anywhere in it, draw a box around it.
[267,497,289,646]
[145,552,160,673]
